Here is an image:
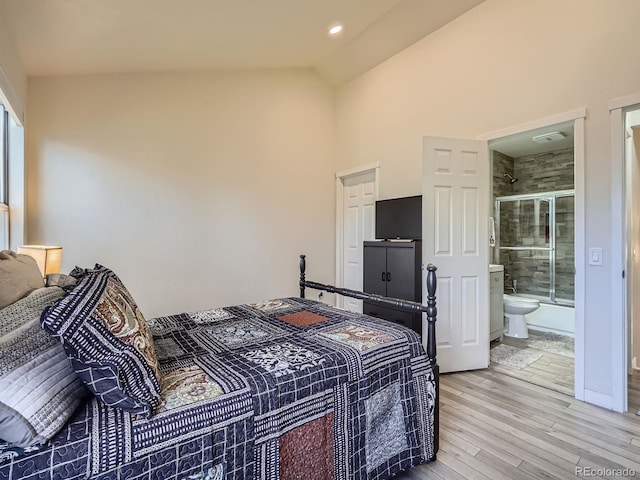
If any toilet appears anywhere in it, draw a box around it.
[503,294,540,339]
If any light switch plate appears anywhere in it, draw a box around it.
[589,247,603,266]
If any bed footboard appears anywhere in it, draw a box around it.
[298,254,439,456]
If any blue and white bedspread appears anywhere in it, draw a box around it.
[0,298,436,480]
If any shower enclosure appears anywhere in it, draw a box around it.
[495,190,575,305]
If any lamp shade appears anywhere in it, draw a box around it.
[17,245,62,276]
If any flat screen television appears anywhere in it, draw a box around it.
[375,195,422,240]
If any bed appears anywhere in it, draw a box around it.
[0,253,438,480]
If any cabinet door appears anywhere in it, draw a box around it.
[490,292,504,335]
[363,246,387,296]
[386,246,415,300]
[489,271,504,293]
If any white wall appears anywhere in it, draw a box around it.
[335,0,640,400]
[27,69,335,318]
[0,15,26,122]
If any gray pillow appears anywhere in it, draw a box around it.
[0,285,65,338]
[0,287,87,447]
[0,250,45,309]
[45,273,77,289]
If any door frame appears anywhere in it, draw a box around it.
[478,107,587,403]
[610,92,640,412]
[335,162,380,308]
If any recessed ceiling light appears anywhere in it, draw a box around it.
[328,24,343,36]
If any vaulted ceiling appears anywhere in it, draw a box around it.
[0,0,485,85]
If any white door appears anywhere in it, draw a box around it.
[342,171,376,312]
[423,136,489,373]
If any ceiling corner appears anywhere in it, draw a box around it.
[314,0,486,87]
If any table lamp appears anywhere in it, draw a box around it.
[17,245,63,277]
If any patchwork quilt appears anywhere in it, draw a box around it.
[0,298,436,480]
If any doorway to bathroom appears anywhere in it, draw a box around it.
[610,94,640,413]
[619,102,640,412]
[487,120,577,396]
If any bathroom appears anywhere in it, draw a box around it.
[489,122,575,394]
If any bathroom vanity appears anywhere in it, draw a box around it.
[489,265,504,341]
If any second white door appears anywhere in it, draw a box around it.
[342,171,376,312]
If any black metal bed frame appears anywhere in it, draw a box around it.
[298,254,439,455]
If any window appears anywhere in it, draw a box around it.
[0,104,8,250]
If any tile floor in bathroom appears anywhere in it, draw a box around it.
[490,332,575,396]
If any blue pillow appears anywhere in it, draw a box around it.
[0,287,87,446]
[41,265,161,418]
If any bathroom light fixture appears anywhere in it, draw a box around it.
[328,24,343,36]
[532,131,566,144]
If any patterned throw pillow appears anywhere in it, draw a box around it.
[41,265,161,418]
[0,287,87,447]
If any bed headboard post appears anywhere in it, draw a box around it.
[425,263,437,361]
[425,262,439,455]
[299,255,306,298]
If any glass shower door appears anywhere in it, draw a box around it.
[496,190,575,304]
[555,195,575,302]
[498,197,552,298]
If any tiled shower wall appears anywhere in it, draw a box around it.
[513,148,574,194]
[492,151,515,200]
[493,147,575,301]
[492,148,574,200]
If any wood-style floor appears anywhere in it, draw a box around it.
[490,335,575,397]
[396,370,640,480]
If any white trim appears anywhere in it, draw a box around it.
[610,108,626,412]
[574,116,586,402]
[0,203,8,250]
[584,389,614,410]
[0,65,24,126]
[335,177,343,306]
[610,93,640,112]
[476,108,587,141]
[7,117,24,250]
[479,110,587,404]
[626,126,635,376]
[335,161,380,180]
[335,163,380,308]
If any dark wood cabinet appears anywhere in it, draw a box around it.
[363,240,422,334]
